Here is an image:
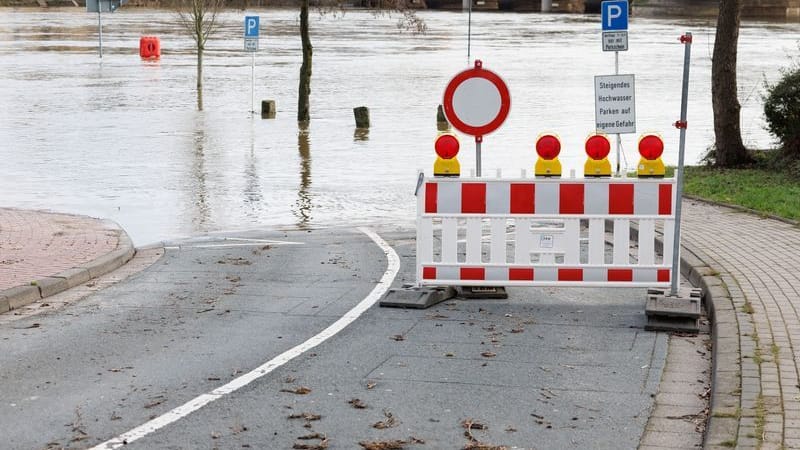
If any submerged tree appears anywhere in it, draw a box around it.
[711,0,751,166]
[177,0,224,111]
[296,0,426,123]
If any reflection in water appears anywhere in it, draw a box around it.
[190,115,211,231]
[353,128,370,141]
[243,121,264,216]
[294,125,313,228]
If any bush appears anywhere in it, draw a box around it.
[764,67,800,160]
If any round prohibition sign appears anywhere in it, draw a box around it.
[442,60,511,139]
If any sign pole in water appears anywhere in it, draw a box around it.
[442,60,510,177]
[670,32,692,296]
[601,0,629,175]
[244,16,260,114]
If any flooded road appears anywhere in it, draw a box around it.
[0,8,798,245]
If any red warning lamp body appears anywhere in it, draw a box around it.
[584,133,612,177]
[637,134,666,178]
[433,133,460,177]
[534,133,562,177]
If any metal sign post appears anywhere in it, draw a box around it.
[670,32,692,296]
[244,16,260,114]
[601,0,629,175]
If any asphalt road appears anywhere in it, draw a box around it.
[0,226,667,450]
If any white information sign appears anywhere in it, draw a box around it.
[594,74,636,134]
[244,38,258,52]
[602,31,628,52]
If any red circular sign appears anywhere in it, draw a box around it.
[535,134,561,160]
[585,134,611,160]
[638,134,664,160]
[434,134,460,159]
[442,60,511,138]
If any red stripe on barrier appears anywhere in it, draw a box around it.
[558,268,583,281]
[425,183,437,213]
[609,184,634,215]
[461,183,486,214]
[658,184,672,215]
[509,268,534,281]
[461,267,485,280]
[608,269,633,282]
[658,269,671,282]
[422,267,436,279]
[559,184,584,214]
[510,183,535,214]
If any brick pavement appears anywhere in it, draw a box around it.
[0,208,121,291]
[681,200,800,449]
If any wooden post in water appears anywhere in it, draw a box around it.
[437,104,449,131]
[354,106,370,128]
[261,100,276,119]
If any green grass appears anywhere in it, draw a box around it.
[681,166,800,222]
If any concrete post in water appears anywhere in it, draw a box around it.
[541,0,552,12]
[354,106,370,129]
[261,100,276,119]
[437,104,449,131]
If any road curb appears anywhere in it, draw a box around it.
[622,207,740,448]
[0,220,135,314]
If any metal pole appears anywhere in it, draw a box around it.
[251,52,255,114]
[670,32,692,296]
[98,7,103,58]
[614,51,620,175]
[475,138,481,177]
[467,0,472,65]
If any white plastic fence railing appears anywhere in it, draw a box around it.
[416,174,677,288]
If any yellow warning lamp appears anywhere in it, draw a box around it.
[534,133,562,177]
[433,132,460,177]
[584,133,612,177]
[637,134,666,178]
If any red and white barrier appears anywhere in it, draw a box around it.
[416,175,676,288]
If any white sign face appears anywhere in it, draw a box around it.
[595,74,635,134]
[244,38,258,52]
[602,31,628,52]
[451,77,502,128]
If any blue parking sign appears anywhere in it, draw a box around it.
[244,16,260,38]
[601,0,628,31]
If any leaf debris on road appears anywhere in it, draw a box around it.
[281,386,312,395]
[348,398,367,409]
[372,410,398,429]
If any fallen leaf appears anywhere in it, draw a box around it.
[144,397,166,409]
[298,433,325,440]
[211,431,221,439]
[372,410,398,429]
[348,398,367,409]
[480,352,496,358]
[359,440,407,450]
[288,412,321,421]
[510,328,524,334]
[292,439,329,450]
[390,335,405,341]
[366,381,377,390]
[281,386,312,395]
[231,424,248,434]
[463,443,508,450]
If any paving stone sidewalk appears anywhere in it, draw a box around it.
[681,200,800,450]
[0,208,134,312]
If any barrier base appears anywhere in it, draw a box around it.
[459,286,509,299]
[379,286,457,309]
[645,287,702,333]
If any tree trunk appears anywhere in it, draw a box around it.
[197,47,204,111]
[297,0,312,123]
[711,0,750,166]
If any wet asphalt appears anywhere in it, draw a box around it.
[0,226,666,450]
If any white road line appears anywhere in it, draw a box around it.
[91,227,400,450]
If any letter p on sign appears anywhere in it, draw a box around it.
[245,16,259,37]
[601,0,628,31]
